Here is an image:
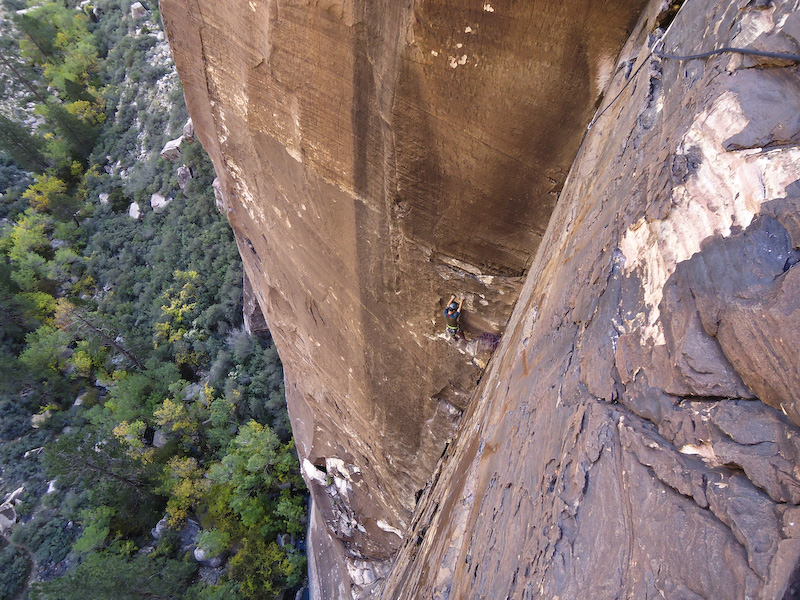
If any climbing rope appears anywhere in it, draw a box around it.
[587,50,654,131]
[653,46,800,62]
[587,42,800,130]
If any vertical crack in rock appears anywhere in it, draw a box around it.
[381,0,800,598]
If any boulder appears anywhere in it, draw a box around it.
[176,165,192,191]
[180,518,201,552]
[23,447,43,458]
[98,192,109,205]
[73,391,91,406]
[150,193,171,213]
[150,516,168,540]
[159,137,183,161]
[128,202,141,220]
[198,566,224,586]
[31,411,52,428]
[152,429,168,448]
[0,487,24,532]
[130,2,148,20]
[193,545,224,568]
[182,118,194,143]
[184,382,204,400]
[0,504,15,532]
[6,487,24,503]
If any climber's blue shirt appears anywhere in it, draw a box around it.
[444,309,460,327]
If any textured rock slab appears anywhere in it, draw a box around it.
[161,0,647,592]
[382,0,800,598]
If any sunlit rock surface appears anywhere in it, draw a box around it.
[161,0,646,594]
[164,0,800,596]
[382,1,800,598]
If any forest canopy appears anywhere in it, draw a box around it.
[0,1,306,598]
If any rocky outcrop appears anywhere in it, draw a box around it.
[176,165,192,191]
[164,0,800,596]
[159,121,195,162]
[0,487,24,533]
[159,137,183,162]
[130,2,147,21]
[182,118,194,143]
[211,177,225,213]
[161,0,647,592]
[381,1,800,598]
[150,193,171,212]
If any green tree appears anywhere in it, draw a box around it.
[183,580,243,600]
[0,114,48,171]
[30,550,197,600]
[39,100,100,164]
[158,456,209,526]
[22,174,69,213]
[54,299,145,370]
[228,536,301,600]
[195,528,230,559]
[101,362,181,423]
[72,505,115,554]
[0,543,31,600]
[15,13,57,66]
[19,325,69,374]
[42,427,161,531]
[0,248,45,353]
[208,421,305,537]
[155,270,199,345]
[6,209,54,292]
[17,3,98,90]
[153,398,196,437]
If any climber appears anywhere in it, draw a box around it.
[444,294,465,340]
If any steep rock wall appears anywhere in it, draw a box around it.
[160,0,647,593]
[382,0,800,597]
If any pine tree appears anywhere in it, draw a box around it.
[0,114,49,171]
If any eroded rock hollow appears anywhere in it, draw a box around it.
[163,0,800,597]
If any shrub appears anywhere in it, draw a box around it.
[196,528,230,559]
[28,516,75,566]
[0,396,32,441]
[0,544,31,600]
[228,537,294,600]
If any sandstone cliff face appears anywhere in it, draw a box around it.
[161,0,646,594]
[164,0,800,596]
[382,0,800,598]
